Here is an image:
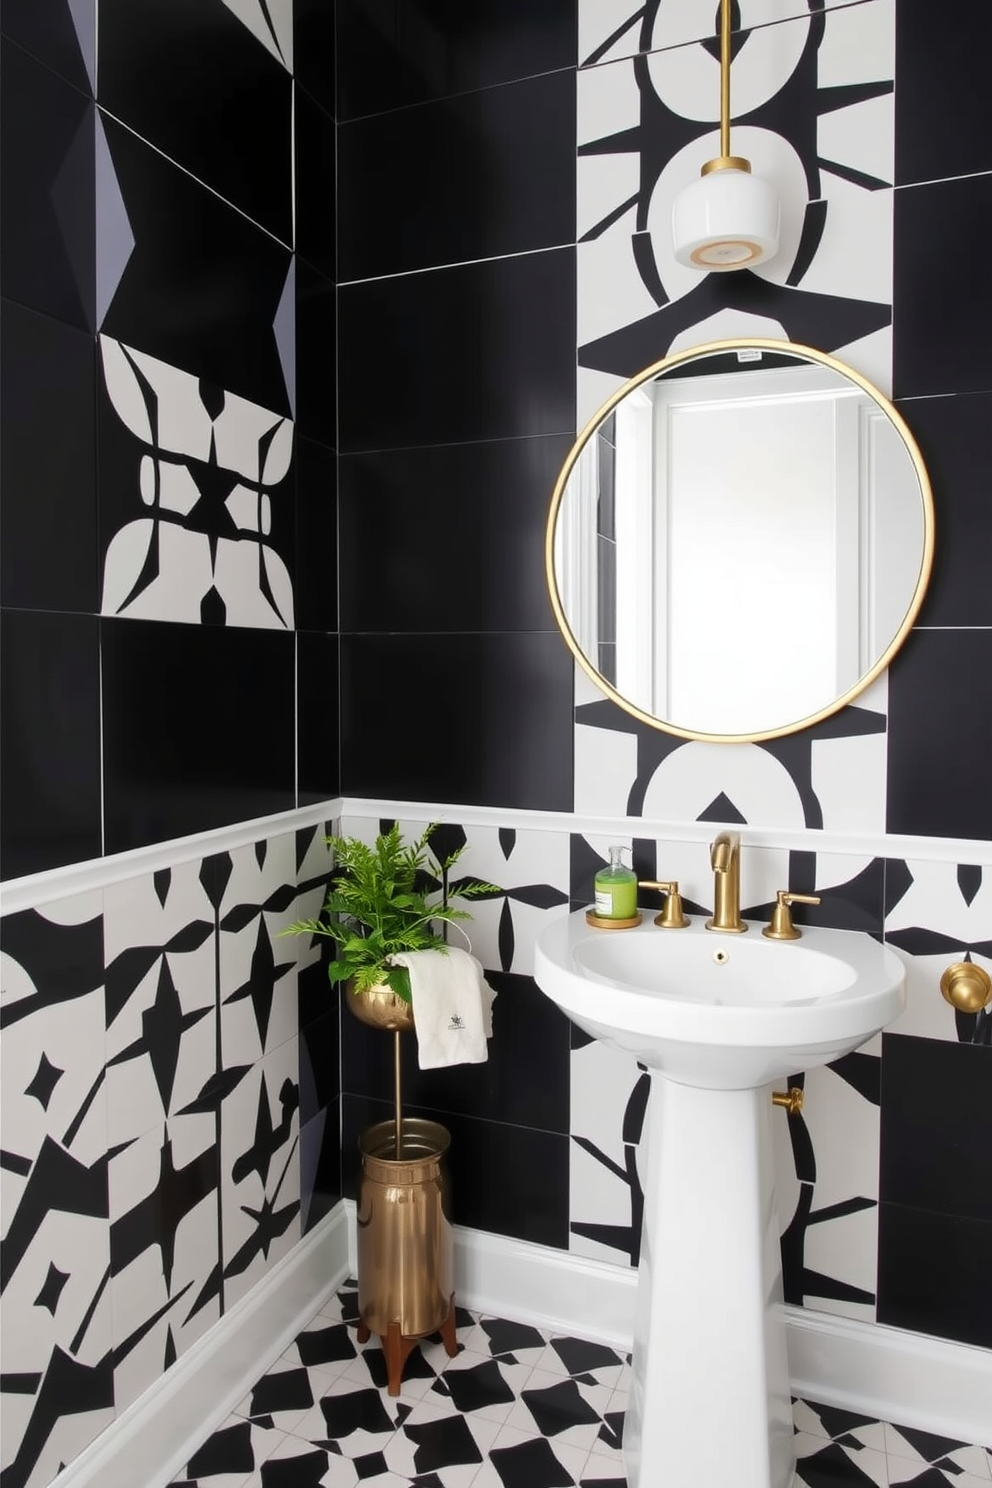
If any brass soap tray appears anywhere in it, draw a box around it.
[585,909,643,930]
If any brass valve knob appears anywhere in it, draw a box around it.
[638,880,690,929]
[940,962,992,1014]
[762,890,821,941]
[772,1087,804,1115]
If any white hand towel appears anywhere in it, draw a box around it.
[389,946,497,1069]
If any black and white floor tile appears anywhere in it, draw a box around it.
[167,1282,992,1488]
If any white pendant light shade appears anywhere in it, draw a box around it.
[672,165,780,271]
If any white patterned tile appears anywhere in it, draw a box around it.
[811,722,889,836]
[580,0,868,69]
[219,1039,301,1311]
[218,834,299,1066]
[639,742,810,830]
[108,1112,220,1407]
[574,708,640,817]
[99,335,294,630]
[884,857,992,1044]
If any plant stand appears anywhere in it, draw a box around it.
[349,994,458,1395]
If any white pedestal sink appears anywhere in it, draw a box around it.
[534,911,905,1488]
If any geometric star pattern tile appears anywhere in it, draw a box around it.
[168,1282,992,1488]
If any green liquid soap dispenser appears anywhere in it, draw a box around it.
[594,847,638,922]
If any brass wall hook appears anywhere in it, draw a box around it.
[638,879,690,928]
[772,1087,804,1116]
[940,962,992,1015]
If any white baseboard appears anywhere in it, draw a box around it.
[343,1202,992,1447]
[51,1205,351,1488]
[784,1304,992,1446]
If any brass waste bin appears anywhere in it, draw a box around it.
[356,1117,457,1393]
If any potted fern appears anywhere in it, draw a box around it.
[284,822,498,1015]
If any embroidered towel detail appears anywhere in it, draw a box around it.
[389,946,497,1069]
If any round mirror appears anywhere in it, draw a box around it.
[547,340,934,743]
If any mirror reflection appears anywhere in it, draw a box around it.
[549,341,933,741]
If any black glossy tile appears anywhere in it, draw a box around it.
[301,1010,341,1118]
[101,618,295,853]
[0,610,102,879]
[295,87,336,279]
[1,0,94,93]
[340,631,574,810]
[342,1095,571,1249]
[337,69,575,281]
[899,391,992,627]
[880,1034,992,1223]
[341,971,571,1133]
[338,248,575,452]
[295,0,335,117]
[301,1097,343,1235]
[339,434,572,632]
[298,939,339,1033]
[295,436,338,633]
[1,39,94,332]
[336,0,576,121]
[295,260,337,448]
[895,0,992,187]
[297,630,340,806]
[877,1202,992,1348]
[886,629,992,840]
[0,298,98,612]
[98,115,292,414]
[893,175,992,400]
[98,0,292,243]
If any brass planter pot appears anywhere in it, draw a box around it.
[356,1117,456,1393]
[345,976,415,1032]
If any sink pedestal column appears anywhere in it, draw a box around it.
[624,1075,795,1488]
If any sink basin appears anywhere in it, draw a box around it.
[533,906,906,1488]
[534,911,905,1089]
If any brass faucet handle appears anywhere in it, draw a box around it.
[637,880,690,929]
[762,889,821,941]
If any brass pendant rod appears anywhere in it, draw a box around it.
[393,1029,403,1158]
[720,0,732,160]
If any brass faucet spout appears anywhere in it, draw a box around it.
[705,832,747,934]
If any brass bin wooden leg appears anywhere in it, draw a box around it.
[356,1118,456,1396]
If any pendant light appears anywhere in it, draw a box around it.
[671,0,780,271]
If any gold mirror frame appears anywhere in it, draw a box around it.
[546,339,935,744]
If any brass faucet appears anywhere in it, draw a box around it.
[705,831,747,934]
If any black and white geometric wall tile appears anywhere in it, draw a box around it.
[572,0,902,836]
[569,1035,647,1267]
[0,893,113,1488]
[1,826,334,1487]
[884,858,992,1046]
[217,835,301,1067]
[108,1112,222,1410]
[574,668,890,832]
[576,0,895,423]
[336,817,571,980]
[98,336,295,630]
[103,860,218,1146]
[218,1037,302,1313]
